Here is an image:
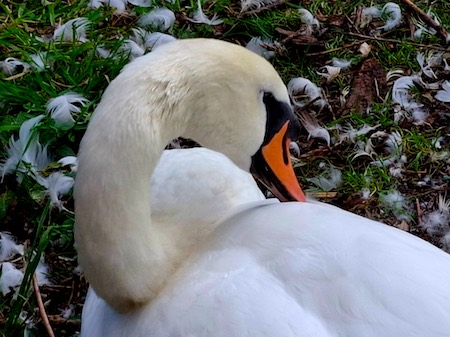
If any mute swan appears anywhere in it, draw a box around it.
[75,38,305,312]
[76,39,450,337]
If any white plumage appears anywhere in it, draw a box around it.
[51,17,90,42]
[76,39,450,337]
[287,77,327,110]
[0,115,49,180]
[82,147,266,334]
[138,8,176,31]
[151,148,264,228]
[82,200,450,337]
[436,80,450,102]
[188,0,223,26]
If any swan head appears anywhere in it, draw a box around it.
[124,38,305,201]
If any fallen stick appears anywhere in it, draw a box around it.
[33,275,56,337]
[399,0,449,44]
[416,199,423,228]
[346,32,448,51]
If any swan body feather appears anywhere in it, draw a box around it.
[82,200,450,337]
[151,148,265,251]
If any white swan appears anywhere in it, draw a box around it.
[75,38,305,313]
[76,39,450,337]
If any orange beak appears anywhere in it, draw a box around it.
[251,121,306,202]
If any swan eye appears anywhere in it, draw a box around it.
[261,92,300,145]
[262,91,274,103]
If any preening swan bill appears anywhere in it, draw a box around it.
[76,39,450,337]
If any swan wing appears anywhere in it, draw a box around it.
[82,201,450,337]
[151,148,264,227]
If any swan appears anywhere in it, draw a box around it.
[81,146,266,334]
[76,39,450,337]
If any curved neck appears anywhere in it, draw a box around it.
[74,78,187,312]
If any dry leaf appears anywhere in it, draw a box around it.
[396,220,409,231]
[317,65,341,83]
[359,42,371,57]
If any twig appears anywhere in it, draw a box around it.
[67,279,76,305]
[306,40,362,56]
[416,198,423,227]
[4,71,30,81]
[310,192,338,199]
[293,96,322,112]
[399,0,450,44]
[277,28,317,45]
[280,30,305,44]
[47,315,80,326]
[346,32,448,51]
[308,30,448,57]
[33,275,56,337]
[405,11,416,39]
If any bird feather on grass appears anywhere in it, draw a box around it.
[287,77,327,111]
[298,111,330,146]
[58,156,78,172]
[144,32,176,50]
[29,52,50,72]
[47,92,89,128]
[378,2,402,31]
[0,115,50,182]
[391,75,428,124]
[306,163,342,192]
[0,233,24,261]
[435,81,450,103]
[138,8,176,31]
[240,0,278,14]
[118,39,146,59]
[416,52,438,79]
[331,58,352,70]
[317,66,340,84]
[298,8,320,35]
[50,17,91,42]
[380,189,412,221]
[0,262,24,296]
[131,28,176,51]
[128,0,152,7]
[34,172,74,210]
[338,124,378,144]
[245,37,277,60]
[88,0,127,11]
[361,2,402,32]
[0,58,30,76]
[188,0,223,25]
[421,195,450,252]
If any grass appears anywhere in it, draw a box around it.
[1,0,450,336]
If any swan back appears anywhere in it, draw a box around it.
[151,148,265,253]
[152,148,265,225]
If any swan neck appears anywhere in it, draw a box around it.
[75,85,183,312]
